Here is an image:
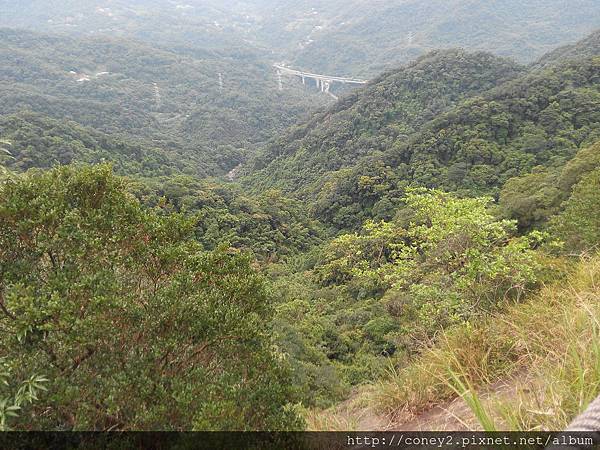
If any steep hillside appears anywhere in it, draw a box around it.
[382,57,600,194]
[245,50,524,191]
[243,33,600,229]
[311,254,600,431]
[533,29,600,68]
[0,28,327,175]
[499,140,600,231]
[0,112,206,178]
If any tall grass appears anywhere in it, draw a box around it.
[496,286,600,430]
[304,409,359,431]
[447,369,498,432]
[373,312,522,423]
[372,256,600,430]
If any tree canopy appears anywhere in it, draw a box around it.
[0,165,301,430]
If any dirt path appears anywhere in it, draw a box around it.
[313,372,528,431]
[392,373,527,431]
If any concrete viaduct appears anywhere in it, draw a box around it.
[274,64,368,99]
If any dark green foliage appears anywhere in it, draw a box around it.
[0,165,301,430]
[498,168,562,230]
[315,190,544,347]
[268,189,545,408]
[552,167,600,251]
[244,45,600,231]
[500,140,600,230]
[394,57,600,193]
[270,262,395,407]
[0,28,327,176]
[0,112,207,177]
[245,49,524,201]
[132,176,325,261]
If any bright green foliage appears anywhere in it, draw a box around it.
[267,189,546,408]
[0,165,301,430]
[316,190,543,345]
[552,168,600,252]
[0,359,48,431]
[0,139,13,179]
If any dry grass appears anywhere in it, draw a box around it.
[303,406,360,431]
[371,256,600,430]
[494,259,600,430]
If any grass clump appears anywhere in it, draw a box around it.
[372,256,600,430]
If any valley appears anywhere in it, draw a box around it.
[1,0,600,439]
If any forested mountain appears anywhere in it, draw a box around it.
[533,29,600,68]
[3,0,599,79]
[244,34,600,229]
[0,0,253,52]
[3,1,600,436]
[0,112,203,177]
[245,51,524,191]
[228,0,600,76]
[0,28,327,175]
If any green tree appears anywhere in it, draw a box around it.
[0,359,48,431]
[552,168,600,252]
[499,140,600,230]
[0,164,301,430]
[317,189,544,346]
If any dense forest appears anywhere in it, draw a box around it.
[244,31,600,230]
[0,28,327,176]
[1,1,600,436]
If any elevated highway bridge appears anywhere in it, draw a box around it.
[273,64,368,99]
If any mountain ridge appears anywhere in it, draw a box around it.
[243,31,600,229]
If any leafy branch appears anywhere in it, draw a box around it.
[0,360,48,431]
